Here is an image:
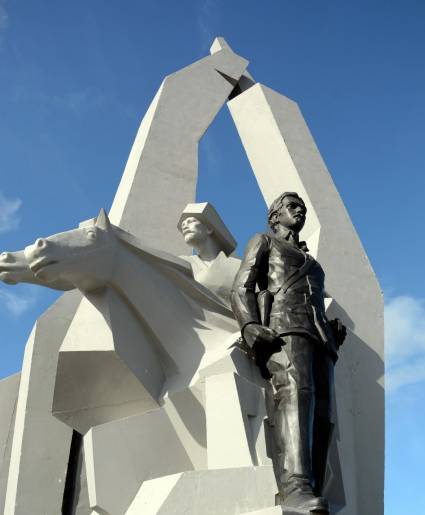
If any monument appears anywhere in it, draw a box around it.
[0,38,384,515]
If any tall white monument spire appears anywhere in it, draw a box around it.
[228,81,384,515]
[109,48,248,255]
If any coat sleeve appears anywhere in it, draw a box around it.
[230,233,270,334]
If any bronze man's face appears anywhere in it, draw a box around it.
[277,196,306,233]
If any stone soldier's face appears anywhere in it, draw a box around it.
[181,217,212,245]
[277,196,306,233]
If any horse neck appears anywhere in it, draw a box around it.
[108,239,192,329]
[108,237,234,334]
[103,236,239,384]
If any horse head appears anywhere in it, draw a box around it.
[24,209,118,291]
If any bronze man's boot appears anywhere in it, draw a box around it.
[312,417,334,497]
[274,386,330,514]
[282,476,329,513]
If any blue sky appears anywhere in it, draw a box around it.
[0,1,424,513]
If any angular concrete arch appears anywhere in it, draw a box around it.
[109,48,249,255]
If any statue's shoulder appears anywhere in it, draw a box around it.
[247,232,272,246]
[239,234,273,265]
[245,232,272,253]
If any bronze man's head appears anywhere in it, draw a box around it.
[268,192,307,234]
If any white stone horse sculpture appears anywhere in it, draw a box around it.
[1,209,241,434]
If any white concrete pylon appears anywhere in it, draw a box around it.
[228,83,384,515]
[53,289,165,434]
[84,383,206,515]
[205,372,267,469]
[109,48,249,255]
[4,290,82,515]
[210,36,232,55]
[0,374,20,514]
[210,37,255,93]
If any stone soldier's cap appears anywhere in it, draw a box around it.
[177,202,237,256]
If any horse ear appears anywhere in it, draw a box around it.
[95,208,112,231]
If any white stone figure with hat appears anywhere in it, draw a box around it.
[178,202,241,307]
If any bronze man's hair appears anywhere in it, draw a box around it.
[267,192,306,232]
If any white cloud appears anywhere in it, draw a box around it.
[0,1,8,29]
[15,88,107,116]
[200,131,222,176]
[0,0,9,47]
[197,0,218,51]
[50,89,107,114]
[385,296,425,392]
[0,286,37,317]
[0,191,22,233]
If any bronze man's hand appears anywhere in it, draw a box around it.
[243,323,284,379]
[329,318,347,348]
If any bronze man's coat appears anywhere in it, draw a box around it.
[231,231,338,361]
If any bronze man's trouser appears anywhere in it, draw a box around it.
[266,335,334,494]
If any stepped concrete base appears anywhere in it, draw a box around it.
[243,507,330,515]
[125,466,277,515]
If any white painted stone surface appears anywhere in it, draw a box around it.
[0,374,20,514]
[53,288,164,434]
[241,508,281,515]
[4,290,82,515]
[181,252,241,308]
[125,467,277,515]
[109,48,248,255]
[40,214,239,433]
[205,372,266,469]
[82,342,273,515]
[178,201,241,307]
[71,445,91,515]
[210,37,255,91]
[178,202,237,256]
[84,385,204,515]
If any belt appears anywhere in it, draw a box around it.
[274,290,324,308]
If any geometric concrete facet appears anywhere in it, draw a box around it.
[83,347,274,515]
[53,289,164,434]
[125,467,277,515]
[241,509,282,515]
[180,252,241,308]
[205,372,268,470]
[0,373,20,515]
[209,37,255,89]
[85,393,200,515]
[3,210,236,440]
[4,290,82,515]
[109,49,248,256]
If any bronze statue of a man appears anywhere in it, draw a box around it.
[231,192,345,514]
